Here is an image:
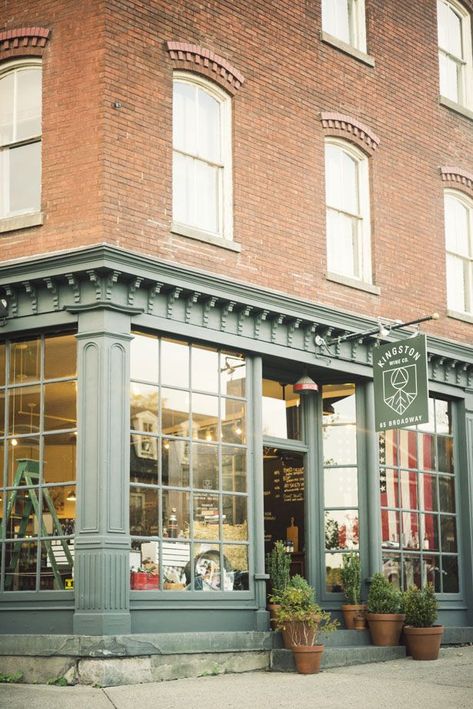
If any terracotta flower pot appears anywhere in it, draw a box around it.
[342,604,366,630]
[292,644,324,674]
[367,612,405,646]
[404,625,444,660]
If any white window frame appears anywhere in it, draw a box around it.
[322,0,367,53]
[437,0,473,110]
[172,71,233,243]
[0,58,42,224]
[444,189,473,315]
[324,138,372,284]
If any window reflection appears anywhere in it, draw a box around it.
[161,339,189,388]
[130,333,159,383]
[262,379,301,439]
[9,339,40,384]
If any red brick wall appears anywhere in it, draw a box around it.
[1,1,473,345]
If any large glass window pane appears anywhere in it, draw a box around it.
[130,487,159,536]
[192,393,219,441]
[222,495,248,541]
[435,400,452,434]
[437,436,454,473]
[440,515,457,552]
[163,489,189,537]
[262,380,301,440]
[0,342,5,386]
[0,71,14,144]
[324,467,358,507]
[221,398,246,445]
[130,383,159,430]
[9,141,41,214]
[325,552,343,592]
[130,434,158,482]
[130,333,159,383]
[224,544,249,590]
[193,491,219,535]
[323,0,351,44]
[198,88,220,162]
[161,387,189,437]
[446,254,466,311]
[325,509,359,550]
[161,339,189,388]
[221,353,246,398]
[422,514,439,551]
[5,487,38,539]
[40,538,74,591]
[173,81,196,155]
[442,555,459,593]
[8,385,41,436]
[222,446,246,493]
[419,473,438,512]
[381,509,400,548]
[399,470,417,510]
[439,475,456,512]
[382,554,401,589]
[380,469,399,508]
[0,388,5,435]
[44,334,77,380]
[44,381,76,431]
[191,346,219,393]
[402,511,420,549]
[327,210,357,276]
[9,338,40,384]
[403,555,421,589]
[192,442,218,491]
[162,439,190,488]
[43,433,76,484]
[4,540,37,591]
[322,424,357,466]
[7,436,40,486]
[192,544,225,591]
[423,555,441,592]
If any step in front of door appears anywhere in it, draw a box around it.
[271,645,406,672]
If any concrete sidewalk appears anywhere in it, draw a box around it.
[1,646,472,709]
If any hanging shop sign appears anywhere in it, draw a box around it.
[373,334,429,432]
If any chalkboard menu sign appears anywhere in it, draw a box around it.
[264,450,305,557]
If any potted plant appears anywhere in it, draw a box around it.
[275,578,339,673]
[366,572,405,646]
[266,540,291,624]
[340,552,365,629]
[403,583,443,660]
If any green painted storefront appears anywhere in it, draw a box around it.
[1,244,473,636]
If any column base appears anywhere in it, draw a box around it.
[73,611,131,636]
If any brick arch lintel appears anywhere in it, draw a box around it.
[166,41,245,95]
[0,27,50,60]
[321,112,380,155]
[441,166,473,199]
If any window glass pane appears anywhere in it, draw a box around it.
[437,436,454,473]
[422,513,439,551]
[445,196,469,255]
[221,353,246,398]
[40,538,74,591]
[382,554,401,589]
[172,151,192,226]
[439,474,456,512]
[440,515,457,552]
[446,253,466,311]
[403,555,421,590]
[0,441,4,488]
[44,334,77,380]
[0,388,5,436]
[418,433,435,471]
[192,442,218,490]
[8,385,41,435]
[4,540,37,591]
[324,467,358,507]
[222,495,248,541]
[322,424,357,465]
[163,490,190,538]
[7,436,40,486]
[380,468,399,508]
[323,0,351,44]
[221,398,246,445]
[222,446,246,493]
[435,399,452,434]
[262,379,301,440]
[381,509,400,548]
[0,342,5,386]
[161,387,189,437]
[130,383,159,430]
[224,544,249,589]
[16,68,42,141]
[9,338,40,384]
[173,80,196,154]
[192,545,227,591]
[327,210,357,276]
[192,393,219,441]
[325,552,343,592]
[0,71,14,144]
[198,88,220,162]
[161,339,189,388]
[402,511,419,549]
[423,555,441,591]
[43,433,76,484]
[194,160,219,233]
[161,539,190,589]
[399,470,417,509]
[162,439,189,487]
[193,491,219,532]
[192,346,219,393]
[130,436,158,484]
[438,1,463,57]
[439,53,460,102]
[44,381,76,431]
[419,473,438,512]
[130,486,160,536]
[5,487,38,539]
[130,333,159,383]
[9,141,41,214]
[442,555,459,592]
[325,509,359,550]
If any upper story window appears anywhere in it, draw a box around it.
[324,139,372,283]
[0,60,42,220]
[172,72,233,242]
[444,190,473,314]
[322,0,367,52]
[437,0,473,109]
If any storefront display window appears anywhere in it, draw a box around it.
[322,384,359,592]
[129,333,249,592]
[379,397,459,592]
[0,334,77,591]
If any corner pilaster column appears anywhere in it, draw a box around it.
[73,307,133,635]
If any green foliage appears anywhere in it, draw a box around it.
[325,512,340,551]
[404,584,438,628]
[0,671,23,683]
[367,573,404,614]
[47,676,68,686]
[275,583,339,645]
[266,540,291,602]
[340,552,361,605]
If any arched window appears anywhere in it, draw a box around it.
[0,59,42,221]
[437,0,473,109]
[172,72,232,242]
[324,139,372,283]
[444,190,473,314]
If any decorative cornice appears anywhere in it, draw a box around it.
[0,27,50,57]
[440,166,473,199]
[320,112,380,155]
[0,244,471,386]
[166,41,245,94]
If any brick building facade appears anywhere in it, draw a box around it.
[0,0,473,644]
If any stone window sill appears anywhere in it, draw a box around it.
[439,96,473,122]
[326,271,381,295]
[321,32,375,67]
[0,211,43,234]
[447,308,473,325]
[171,222,241,252]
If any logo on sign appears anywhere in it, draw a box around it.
[383,364,418,415]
